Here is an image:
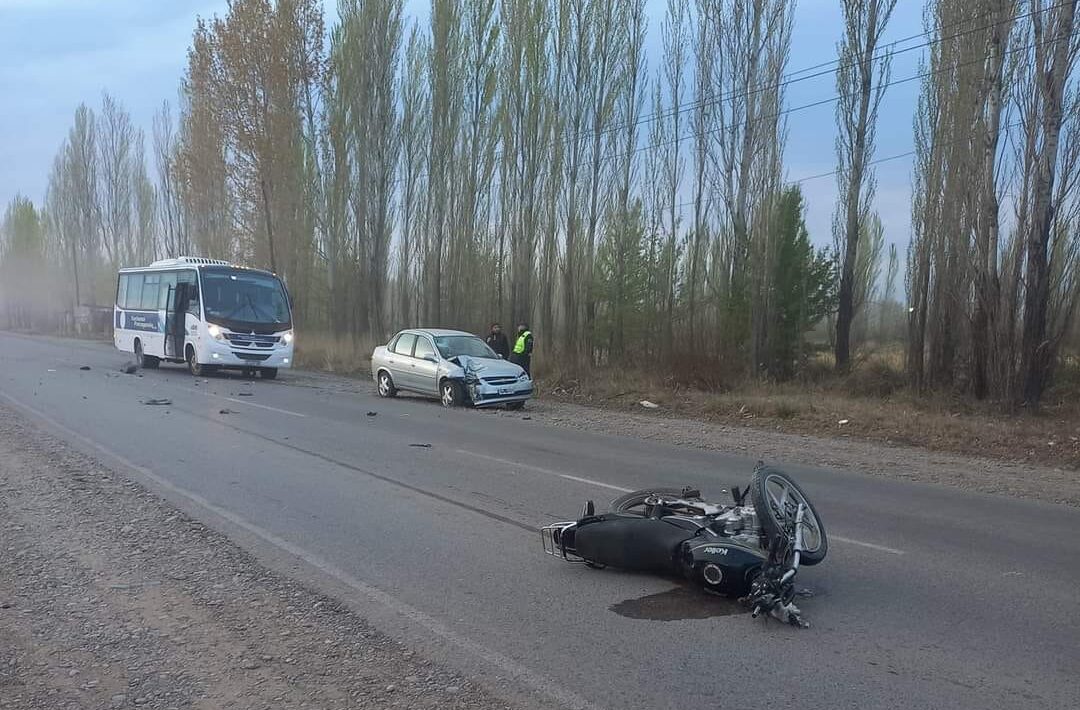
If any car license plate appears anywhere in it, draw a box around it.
[499,387,512,395]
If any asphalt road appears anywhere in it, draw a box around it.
[1,332,1077,710]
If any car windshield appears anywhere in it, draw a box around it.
[434,335,499,360]
[202,269,290,325]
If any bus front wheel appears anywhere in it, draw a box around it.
[186,347,214,377]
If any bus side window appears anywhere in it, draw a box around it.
[125,274,144,309]
[158,272,177,310]
[187,284,201,317]
[141,274,160,310]
[117,274,128,308]
[177,271,200,317]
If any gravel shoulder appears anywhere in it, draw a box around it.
[287,369,1080,507]
[0,404,510,710]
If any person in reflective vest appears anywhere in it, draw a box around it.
[511,323,533,376]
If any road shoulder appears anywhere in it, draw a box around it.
[0,404,510,710]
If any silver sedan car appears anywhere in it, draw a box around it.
[371,328,533,409]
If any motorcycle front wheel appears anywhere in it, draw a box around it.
[749,466,828,566]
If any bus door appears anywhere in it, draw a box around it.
[164,282,192,360]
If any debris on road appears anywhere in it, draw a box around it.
[219,409,234,415]
[639,400,660,409]
[237,392,253,397]
[121,362,138,375]
[79,365,91,371]
[142,398,172,406]
[838,419,850,426]
[47,369,56,372]
[408,443,432,448]
[366,411,378,417]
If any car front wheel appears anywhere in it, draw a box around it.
[440,380,464,408]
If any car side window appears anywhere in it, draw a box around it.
[393,333,416,356]
[413,337,436,361]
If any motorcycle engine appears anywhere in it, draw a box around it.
[713,506,762,548]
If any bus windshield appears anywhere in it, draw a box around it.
[201,269,290,326]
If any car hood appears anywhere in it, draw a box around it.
[449,355,526,379]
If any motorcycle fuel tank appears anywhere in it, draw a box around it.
[572,514,692,574]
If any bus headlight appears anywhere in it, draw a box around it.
[282,330,294,344]
[207,324,225,340]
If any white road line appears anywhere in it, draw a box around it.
[221,396,307,418]
[455,449,573,478]
[556,474,633,493]
[0,390,597,710]
[183,385,307,418]
[456,448,904,554]
[830,535,905,555]
[456,450,633,492]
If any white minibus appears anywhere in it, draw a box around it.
[114,257,294,378]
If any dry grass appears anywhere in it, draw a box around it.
[536,354,1080,471]
[293,332,376,376]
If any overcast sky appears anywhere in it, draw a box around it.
[0,0,924,253]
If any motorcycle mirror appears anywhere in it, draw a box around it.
[581,500,595,518]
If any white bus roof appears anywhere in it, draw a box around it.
[118,257,275,276]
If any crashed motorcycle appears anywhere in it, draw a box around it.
[540,464,827,627]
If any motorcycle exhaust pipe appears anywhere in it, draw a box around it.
[702,563,724,586]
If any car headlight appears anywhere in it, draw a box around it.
[282,330,294,344]
[518,372,531,382]
[207,324,224,340]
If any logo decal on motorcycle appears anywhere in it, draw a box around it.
[703,546,729,555]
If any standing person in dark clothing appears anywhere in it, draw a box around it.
[510,323,533,376]
[485,322,510,359]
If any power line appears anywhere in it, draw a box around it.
[602,0,1067,143]
[666,116,1029,214]
[614,28,1066,173]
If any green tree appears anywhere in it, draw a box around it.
[593,201,651,362]
[0,196,48,328]
[767,187,837,380]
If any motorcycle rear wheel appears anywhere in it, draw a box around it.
[749,466,828,566]
[609,487,691,514]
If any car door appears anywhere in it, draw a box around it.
[410,335,441,396]
[387,333,418,390]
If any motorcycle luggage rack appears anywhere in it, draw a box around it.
[540,522,585,563]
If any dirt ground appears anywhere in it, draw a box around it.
[0,405,511,710]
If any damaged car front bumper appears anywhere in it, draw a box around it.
[466,378,533,407]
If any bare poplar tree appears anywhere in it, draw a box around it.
[972,0,1020,399]
[557,0,592,357]
[97,93,136,266]
[581,0,623,358]
[398,24,430,327]
[153,101,188,258]
[833,0,897,371]
[424,0,465,324]
[500,0,552,326]
[657,0,689,355]
[1017,0,1080,407]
